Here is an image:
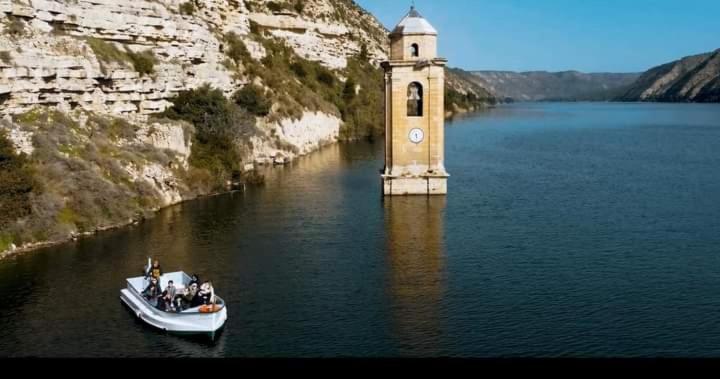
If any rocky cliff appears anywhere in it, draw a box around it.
[618,50,720,102]
[0,0,494,257]
[0,0,389,116]
[471,70,640,102]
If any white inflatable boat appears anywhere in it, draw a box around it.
[120,271,227,339]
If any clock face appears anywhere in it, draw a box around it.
[409,128,424,144]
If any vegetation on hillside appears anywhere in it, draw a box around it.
[87,38,157,76]
[245,0,306,14]
[0,51,13,65]
[126,50,158,77]
[0,110,189,252]
[445,68,497,112]
[220,30,385,140]
[338,58,384,139]
[179,1,196,15]
[0,130,34,252]
[445,87,485,112]
[4,17,27,39]
[150,26,387,203]
[161,86,259,191]
[233,84,272,116]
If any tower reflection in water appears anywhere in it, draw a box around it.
[384,196,447,355]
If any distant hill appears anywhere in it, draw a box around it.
[618,50,720,102]
[445,68,497,114]
[470,70,640,102]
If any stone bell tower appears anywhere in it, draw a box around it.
[381,6,449,196]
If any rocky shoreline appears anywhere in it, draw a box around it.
[0,186,245,261]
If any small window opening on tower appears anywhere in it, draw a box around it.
[407,82,423,117]
[410,43,419,58]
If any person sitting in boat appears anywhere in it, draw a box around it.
[161,280,177,312]
[190,289,203,307]
[189,274,199,288]
[193,281,212,307]
[176,282,199,310]
[142,277,161,300]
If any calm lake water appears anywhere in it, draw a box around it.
[1,103,720,357]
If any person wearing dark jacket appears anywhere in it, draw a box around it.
[142,277,161,300]
[188,274,199,288]
[191,282,211,307]
[176,282,198,310]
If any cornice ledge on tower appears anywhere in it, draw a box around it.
[381,58,447,69]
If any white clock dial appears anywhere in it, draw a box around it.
[409,128,424,144]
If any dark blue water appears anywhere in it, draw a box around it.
[1,103,720,357]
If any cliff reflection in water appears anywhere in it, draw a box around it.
[384,196,447,355]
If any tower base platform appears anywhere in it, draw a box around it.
[382,174,449,196]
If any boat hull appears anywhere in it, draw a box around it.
[120,288,227,336]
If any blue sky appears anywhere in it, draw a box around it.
[355,0,720,73]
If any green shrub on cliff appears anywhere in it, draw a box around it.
[249,20,262,36]
[162,86,257,190]
[444,86,495,113]
[337,57,384,140]
[221,32,383,139]
[0,233,12,253]
[5,17,27,38]
[162,86,236,141]
[253,37,337,121]
[87,38,156,76]
[224,32,252,66]
[0,130,34,231]
[252,36,383,139]
[294,0,306,14]
[179,1,196,15]
[87,38,127,66]
[0,51,12,65]
[267,1,292,13]
[126,49,157,77]
[316,67,335,87]
[233,84,271,116]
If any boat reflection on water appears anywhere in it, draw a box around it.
[384,196,447,356]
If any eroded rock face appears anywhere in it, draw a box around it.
[249,111,340,165]
[134,121,192,168]
[275,111,340,155]
[0,0,388,119]
[0,0,393,171]
[0,0,237,117]
[124,161,183,208]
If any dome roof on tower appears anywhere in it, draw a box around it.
[391,6,438,36]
